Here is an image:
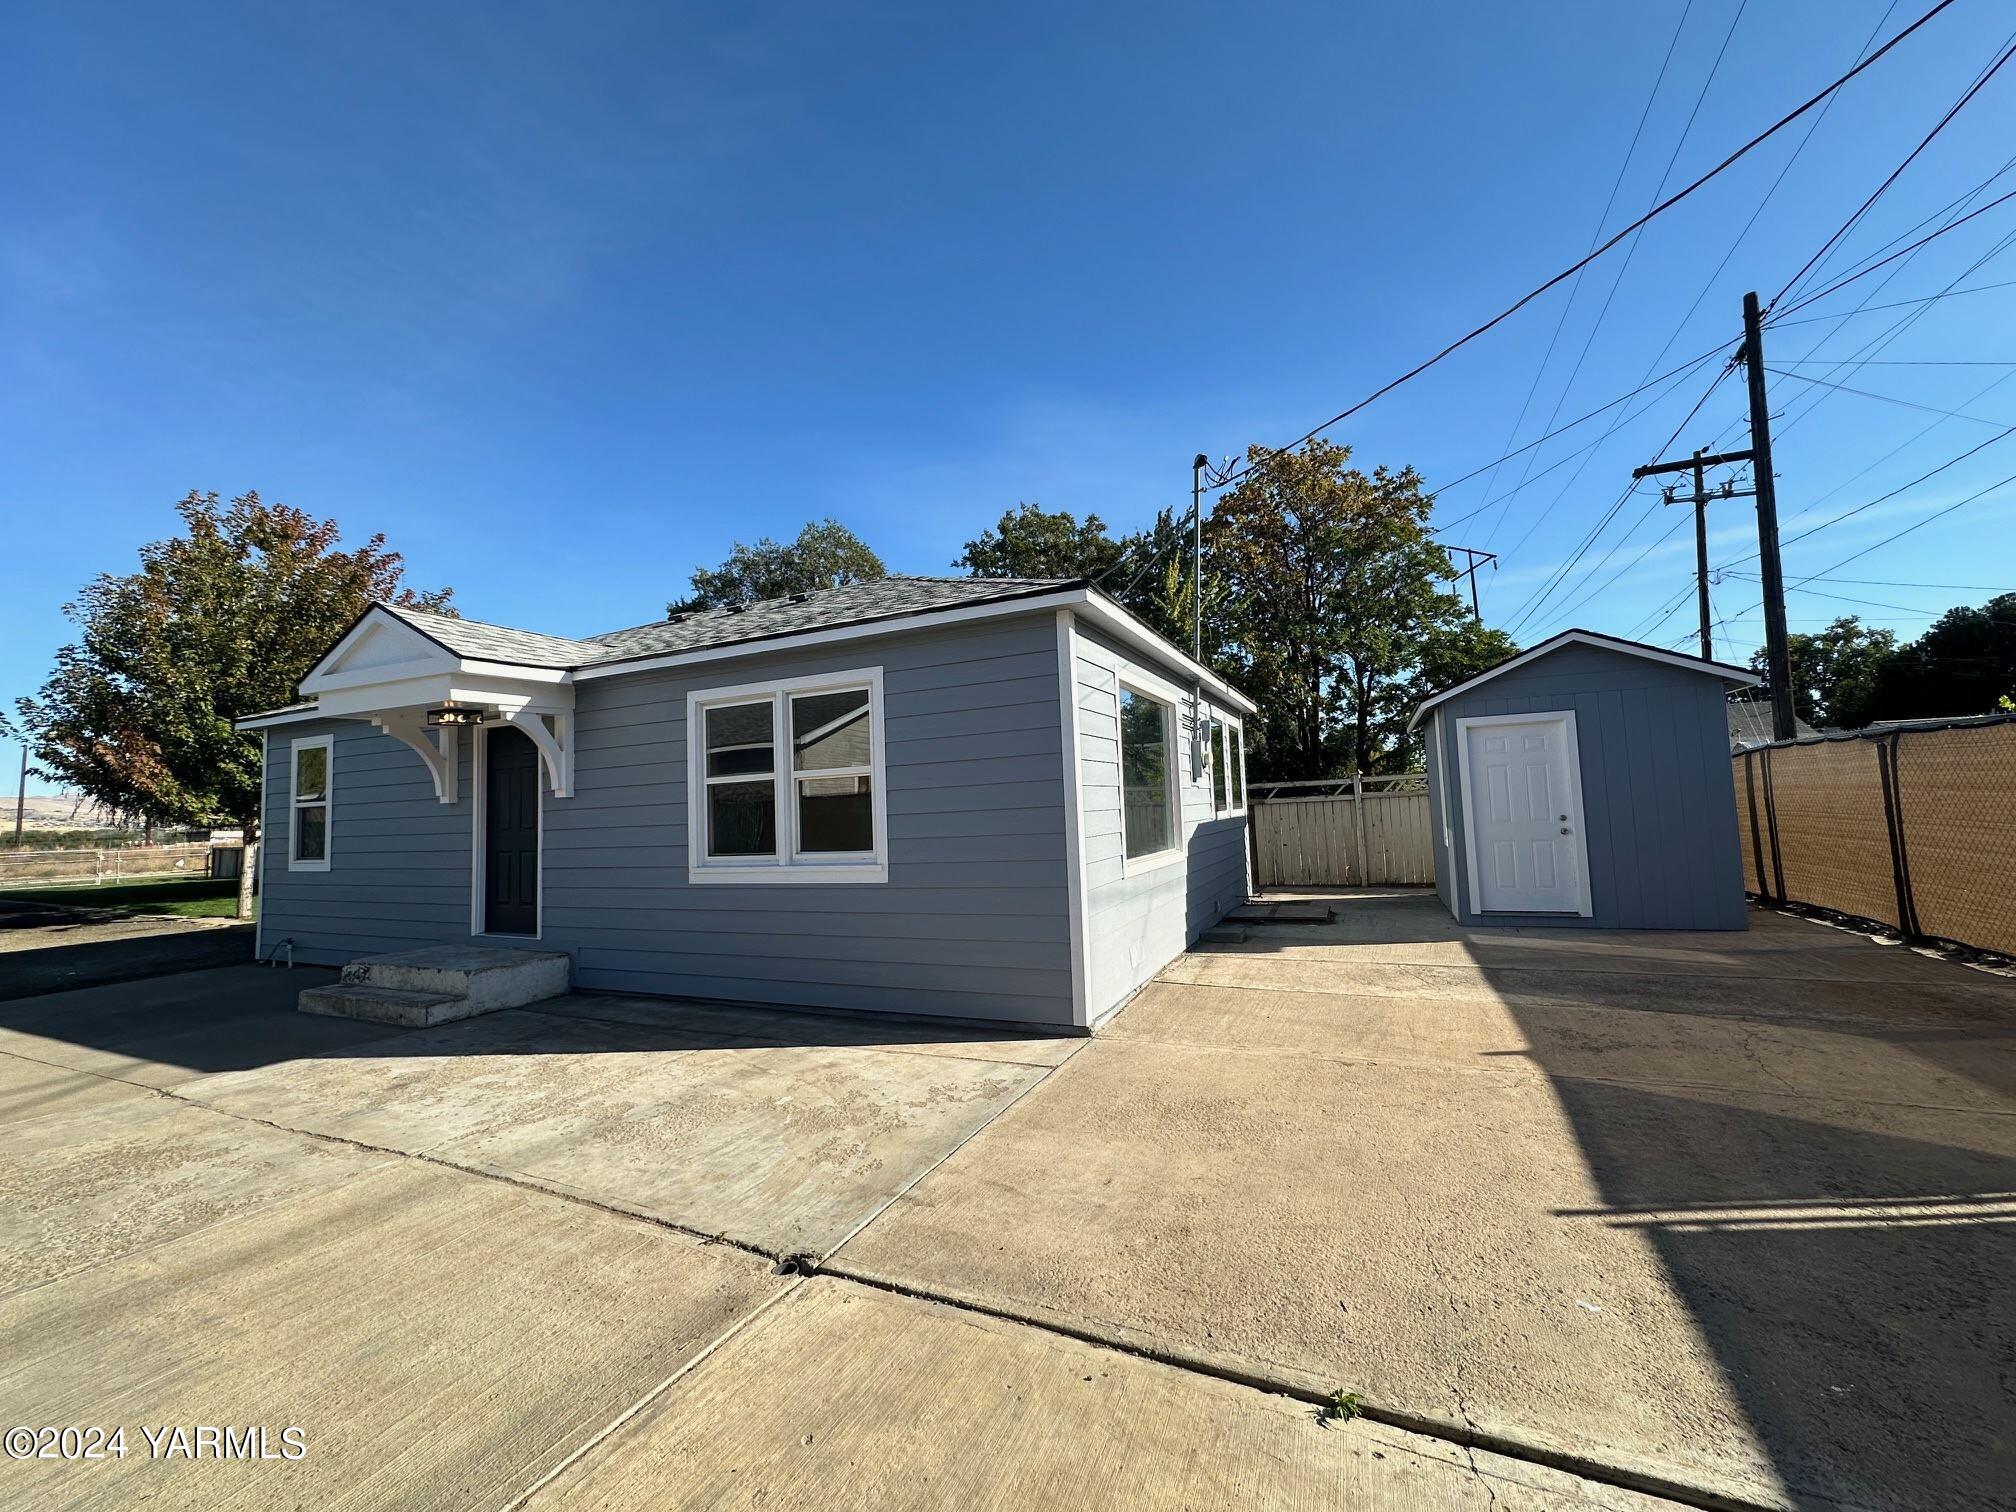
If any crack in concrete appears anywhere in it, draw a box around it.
[3,1041,1780,1512]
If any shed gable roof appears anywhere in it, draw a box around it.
[1407,629,1760,730]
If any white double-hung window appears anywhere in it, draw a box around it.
[289,734,333,871]
[688,667,887,883]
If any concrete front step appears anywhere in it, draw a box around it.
[298,983,474,1028]
[304,945,572,1025]
[339,946,571,1011]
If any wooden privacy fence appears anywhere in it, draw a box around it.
[1736,714,2016,956]
[1249,775,1435,887]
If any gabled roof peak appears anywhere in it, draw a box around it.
[1408,628,1761,730]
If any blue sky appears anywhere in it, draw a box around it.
[6,0,2015,791]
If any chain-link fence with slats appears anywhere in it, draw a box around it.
[1734,714,2016,955]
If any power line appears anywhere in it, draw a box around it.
[1500,358,1739,636]
[1769,184,2016,319]
[1427,341,1737,502]
[1763,366,2016,426]
[1702,464,2016,638]
[1769,358,2016,365]
[1765,276,2016,326]
[1490,0,1751,558]
[1771,29,2016,309]
[1209,0,1960,489]
[1469,0,1698,543]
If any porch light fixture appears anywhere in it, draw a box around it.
[425,703,488,728]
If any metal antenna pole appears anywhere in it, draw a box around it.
[1191,454,1207,665]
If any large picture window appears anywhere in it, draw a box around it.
[1119,686,1175,862]
[289,735,332,871]
[689,669,887,883]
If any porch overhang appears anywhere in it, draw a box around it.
[236,605,578,801]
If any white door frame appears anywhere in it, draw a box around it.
[1453,709,1593,918]
[469,720,545,940]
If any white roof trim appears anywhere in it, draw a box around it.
[1407,630,1760,731]
[237,705,328,730]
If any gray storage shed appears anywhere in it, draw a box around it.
[237,577,1256,1031]
[1411,630,1759,930]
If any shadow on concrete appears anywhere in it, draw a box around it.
[0,917,256,1002]
[1224,886,2016,1512]
[0,962,1073,1086]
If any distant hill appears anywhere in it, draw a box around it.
[5,794,129,831]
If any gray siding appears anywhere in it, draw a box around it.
[260,721,474,958]
[260,613,1077,1025]
[1427,642,1747,930]
[1075,624,1250,1022]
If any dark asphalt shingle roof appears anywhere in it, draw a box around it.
[383,576,1077,673]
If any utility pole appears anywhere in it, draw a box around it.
[1689,451,1712,661]
[1638,449,1755,661]
[12,744,24,845]
[1628,292,1793,738]
[1443,546,1498,618]
[1741,291,1796,743]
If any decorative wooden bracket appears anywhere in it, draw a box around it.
[505,708,574,797]
[370,713,460,804]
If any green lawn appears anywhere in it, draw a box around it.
[0,877,252,919]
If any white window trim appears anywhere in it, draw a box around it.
[288,734,333,872]
[1209,713,1247,818]
[686,666,888,885]
[1116,678,1183,876]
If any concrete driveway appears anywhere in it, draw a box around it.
[4,895,2009,1510]
[837,890,2016,1512]
[1,957,1662,1510]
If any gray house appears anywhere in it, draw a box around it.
[240,577,1255,1030]
[1411,629,1758,931]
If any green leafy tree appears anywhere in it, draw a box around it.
[679,519,885,612]
[1865,593,2016,722]
[1748,616,1899,730]
[5,491,454,916]
[956,502,1126,581]
[1210,441,1510,776]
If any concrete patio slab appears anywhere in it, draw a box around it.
[0,1055,147,1128]
[180,1002,1055,1257]
[1163,947,2016,1026]
[0,1161,783,1511]
[0,964,388,1088]
[1113,978,2016,1110]
[527,1277,1688,1512]
[0,1087,383,1295]
[838,899,2016,1512]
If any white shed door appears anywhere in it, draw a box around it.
[1463,716,1586,914]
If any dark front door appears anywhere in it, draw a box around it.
[485,726,540,935]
